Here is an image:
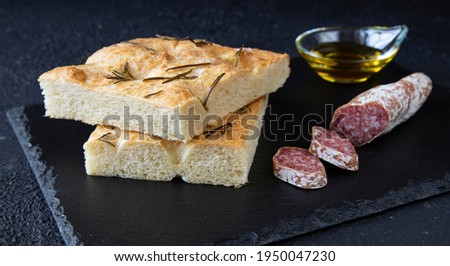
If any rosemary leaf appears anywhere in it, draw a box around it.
[98,139,116,147]
[235,105,252,114]
[162,69,193,84]
[98,132,116,147]
[105,62,135,84]
[79,56,86,65]
[144,90,164,98]
[155,34,190,41]
[190,39,212,47]
[233,45,244,67]
[181,75,198,80]
[156,34,211,47]
[99,132,111,139]
[124,41,157,52]
[187,88,205,107]
[143,75,198,82]
[123,62,135,80]
[142,76,166,81]
[203,122,233,138]
[166,62,211,71]
[203,73,225,110]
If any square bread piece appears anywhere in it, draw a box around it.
[39,37,289,142]
[83,96,268,187]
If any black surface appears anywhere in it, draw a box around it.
[1,0,450,246]
[279,194,450,245]
[7,59,450,245]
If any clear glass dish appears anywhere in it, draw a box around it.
[295,25,408,83]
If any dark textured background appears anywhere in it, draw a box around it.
[0,0,449,245]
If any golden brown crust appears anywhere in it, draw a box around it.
[39,37,289,108]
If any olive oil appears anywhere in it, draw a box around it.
[304,42,395,83]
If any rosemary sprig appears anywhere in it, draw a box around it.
[162,69,194,84]
[79,56,86,65]
[233,45,244,67]
[155,34,190,41]
[155,34,211,47]
[105,62,135,83]
[144,90,164,98]
[203,73,225,110]
[142,76,166,81]
[143,75,198,82]
[123,41,157,52]
[187,88,205,107]
[190,39,211,47]
[166,62,211,71]
[97,132,116,147]
[203,122,233,138]
[235,105,252,114]
[186,73,225,111]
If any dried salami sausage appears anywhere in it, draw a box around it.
[309,126,359,171]
[330,73,432,146]
[273,147,327,189]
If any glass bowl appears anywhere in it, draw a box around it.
[295,25,408,83]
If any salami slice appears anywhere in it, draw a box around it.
[273,147,327,189]
[330,73,432,146]
[309,126,359,171]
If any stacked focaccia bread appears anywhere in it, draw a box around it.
[38,36,290,187]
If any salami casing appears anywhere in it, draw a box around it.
[330,73,432,146]
[309,126,359,171]
[273,147,327,189]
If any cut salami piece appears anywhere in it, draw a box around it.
[309,126,359,171]
[330,73,432,146]
[273,147,327,189]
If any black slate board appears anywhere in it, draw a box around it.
[7,58,450,245]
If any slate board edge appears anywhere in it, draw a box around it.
[213,174,450,245]
[7,106,450,246]
[6,107,81,246]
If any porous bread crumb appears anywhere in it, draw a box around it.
[83,96,268,187]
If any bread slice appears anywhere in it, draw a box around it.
[83,96,268,187]
[39,37,289,142]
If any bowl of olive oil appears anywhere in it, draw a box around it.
[295,25,408,83]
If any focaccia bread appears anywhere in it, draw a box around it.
[83,96,268,187]
[39,37,289,142]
